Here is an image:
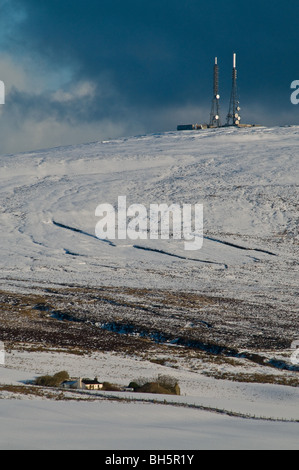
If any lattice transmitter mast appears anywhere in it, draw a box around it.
[226,53,241,126]
[209,57,221,127]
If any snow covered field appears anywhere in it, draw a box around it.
[0,126,298,449]
[1,347,299,450]
[2,400,299,450]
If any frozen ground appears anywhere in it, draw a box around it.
[1,400,299,450]
[0,126,298,449]
[1,347,299,450]
[1,126,298,304]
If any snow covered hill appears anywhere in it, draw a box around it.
[0,125,299,449]
[1,126,298,304]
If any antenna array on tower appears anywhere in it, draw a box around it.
[209,57,221,128]
[177,53,257,131]
[226,53,241,126]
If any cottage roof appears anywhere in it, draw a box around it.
[82,378,102,385]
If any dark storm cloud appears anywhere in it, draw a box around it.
[1,0,299,153]
[12,0,299,103]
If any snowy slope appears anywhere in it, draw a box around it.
[1,399,299,450]
[0,125,299,450]
[1,344,299,450]
[0,126,298,308]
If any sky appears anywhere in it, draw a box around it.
[0,0,298,154]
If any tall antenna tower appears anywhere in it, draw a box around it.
[226,53,241,126]
[209,57,221,127]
